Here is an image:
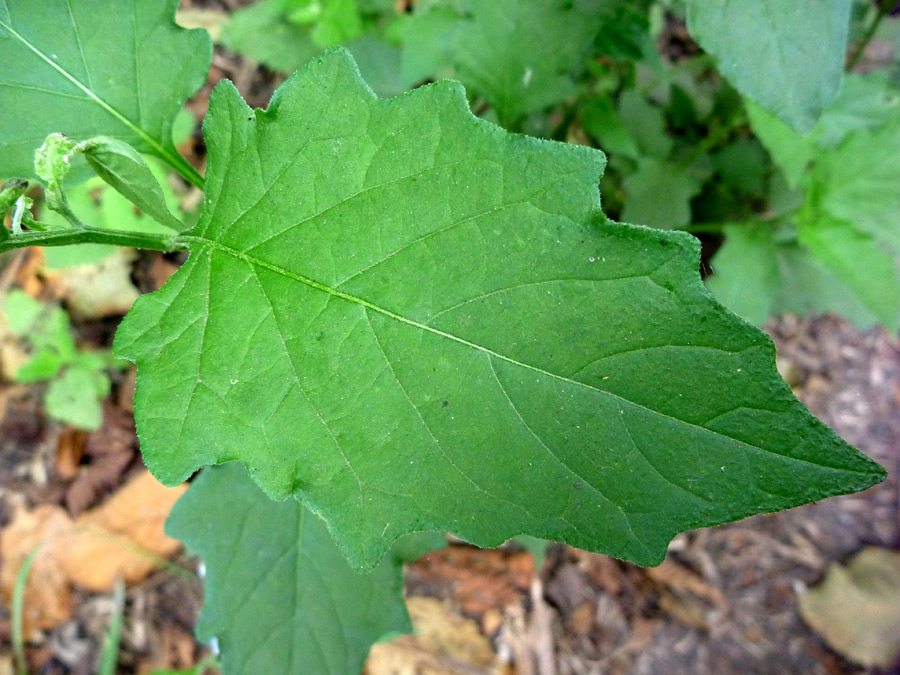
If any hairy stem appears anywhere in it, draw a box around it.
[0,226,182,253]
[847,0,892,70]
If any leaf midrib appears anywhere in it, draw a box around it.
[180,234,874,477]
[0,13,179,170]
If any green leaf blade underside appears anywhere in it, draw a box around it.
[116,49,885,570]
[0,0,211,182]
[685,0,852,132]
[167,463,445,675]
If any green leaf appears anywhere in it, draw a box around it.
[587,0,653,61]
[166,462,445,675]
[220,0,319,74]
[811,72,900,149]
[450,0,598,125]
[707,224,780,326]
[812,116,900,249]
[0,0,210,184]
[220,0,402,98]
[745,99,812,189]
[400,2,460,87]
[797,218,900,331]
[80,137,186,232]
[44,366,109,430]
[772,239,883,329]
[617,91,672,160]
[685,0,852,132]
[42,164,184,268]
[310,0,363,48]
[708,224,892,330]
[0,178,29,218]
[116,49,885,570]
[621,158,701,229]
[581,96,640,160]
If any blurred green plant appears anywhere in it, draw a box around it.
[2,290,125,430]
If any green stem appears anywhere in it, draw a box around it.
[0,226,182,253]
[165,150,204,189]
[847,0,891,70]
[12,547,41,675]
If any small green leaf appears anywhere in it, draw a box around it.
[617,91,672,160]
[772,241,883,329]
[812,116,900,249]
[582,96,640,160]
[811,72,900,149]
[450,0,598,125]
[707,224,780,326]
[42,167,183,269]
[3,288,46,336]
[79,137,186,232]
[116,49,885,570]
[400,3,460,87]
[220,0,319,74]
[745,100,812,189]
[797,218,900,332]
[686,0,852,132]
[0,178,29,218]
[622,158,701,229]
[166,463,445,675]
[44,366,108,430]
[0,0,211,184]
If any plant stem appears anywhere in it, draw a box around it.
[97,579,126,675]
[847,0,891,70]
[12,547,41,675]
[0,226,182,253]
[165,150,205,189]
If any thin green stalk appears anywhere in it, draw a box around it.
[164,151,204,190]
[848,0,891,70]
[12,546,41,675]
[98,579,126,675]
[0,226,182,254]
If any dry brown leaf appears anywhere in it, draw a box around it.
[366,597,498,675]
[799,547,900,668]
[411,547,533,616]
[0,471,186,634]
[0,505,74,634]
[65,451,133,515]
[42,248,140,318]
[55,428,87,479]
[62,471,186,590]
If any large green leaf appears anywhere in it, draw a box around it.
[167,462,445,675]
[685,0,852,132]
[0,0,210,182]
[115,49,885,570]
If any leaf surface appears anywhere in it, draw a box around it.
[166,463,444,675]
[0,0,210,181]
[685,0,851,132]
[116,49,885,569]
